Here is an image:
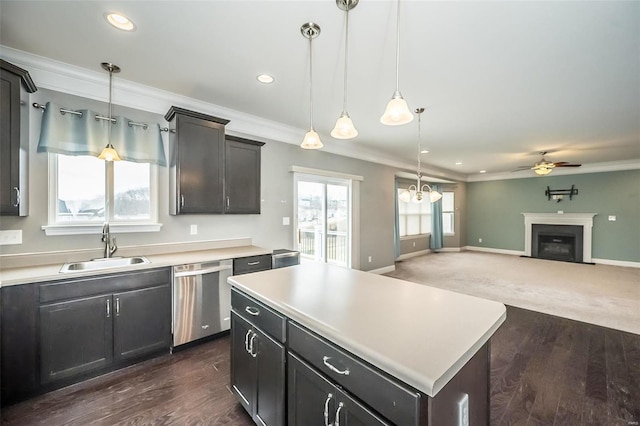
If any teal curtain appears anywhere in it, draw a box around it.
[37,102,167,166]
[393,178,401,259]
[430,184,444,250]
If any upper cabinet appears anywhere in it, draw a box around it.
[0,59,37,216]
[225,135,264,214]
[165,106,264,215]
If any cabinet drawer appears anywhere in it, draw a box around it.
[231,289,286,343]
[40,268,171,304]
[288,321,421,426]
[233,254,272,275]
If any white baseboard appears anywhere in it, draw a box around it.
[463,246,525,256]
[592,258,640,268]
[437,247,463,253]
[367,265,396,275]
[396,249,431,261]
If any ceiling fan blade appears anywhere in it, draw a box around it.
[555,163,582,167]
[552,161,569,166]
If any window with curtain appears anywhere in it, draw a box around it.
[397,188,432,236]
[442,191,455,235]
[37,101,165,230]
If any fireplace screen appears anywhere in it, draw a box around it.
[531,224,584,263]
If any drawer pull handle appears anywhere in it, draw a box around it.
[245,306,260,316]
[247,261,260,266]
[323,356,350,376]
[323,393,333,426]
[335,402,344,426]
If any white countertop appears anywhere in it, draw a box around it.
[229,262,506,397]
[0,245,271,287]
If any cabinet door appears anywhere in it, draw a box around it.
[174,114,224,214]
[230,312,257,415]
[40,295,113,384]
[336,388,390,426]
[225,137,262,214]
[0,69,22,215]
[113,284,171,361]
[254,327,286,426]
[287,352,338,426]
[1,284,38,404]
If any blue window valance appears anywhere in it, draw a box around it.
[37,102,167,166]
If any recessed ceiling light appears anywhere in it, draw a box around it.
[420,149,429,154]
[104,12,136,31]
[257,74,274,84]
[479,170,487,173]
[455,162,463,165]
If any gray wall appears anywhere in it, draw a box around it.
[0,88,399,271]
[466,170,640,262]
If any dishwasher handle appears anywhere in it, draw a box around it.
[173,264,232,278]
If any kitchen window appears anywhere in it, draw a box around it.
[43,154,160,235]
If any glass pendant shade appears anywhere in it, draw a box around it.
[301,130,323,150]
[429,189,443,203]
[399,188,412,203]
[331,113,358,139]
[380,93,413,125]
[534,167,552,175]
[98,143,121,161]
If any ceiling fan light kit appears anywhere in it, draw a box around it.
[515,151,582,176]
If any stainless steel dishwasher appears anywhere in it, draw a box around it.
[172,259,233,347]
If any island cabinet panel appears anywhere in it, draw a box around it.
[288,352,389,426]
[230,310,285,426]
[288,321,421,426]
[1,283,39,405]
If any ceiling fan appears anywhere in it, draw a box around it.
[514,151,582,175]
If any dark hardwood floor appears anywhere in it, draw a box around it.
[1,306,638,425]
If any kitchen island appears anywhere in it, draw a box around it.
[229,262,506,426]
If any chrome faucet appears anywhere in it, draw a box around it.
[101,223,118,258]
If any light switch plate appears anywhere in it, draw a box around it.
[0,230,22,245]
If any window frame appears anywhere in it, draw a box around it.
[42,153,162,236]
[442,191,455,236]
[397,188,432,238]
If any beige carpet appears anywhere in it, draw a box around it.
[384,251,640,335]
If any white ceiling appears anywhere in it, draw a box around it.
[1,0,639,179]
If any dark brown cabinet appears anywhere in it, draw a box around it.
[225,135,264,214]
[165,106,229,214]
[231,291,286,426]
[165,106,264,215]
[0,59,36,216]
[1,268,172,405]
[287,352,389,426]
[233,253,272,275]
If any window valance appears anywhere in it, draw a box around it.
[36,102,167,166]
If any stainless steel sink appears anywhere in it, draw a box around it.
[59,256,150,273]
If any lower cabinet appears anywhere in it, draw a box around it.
[287,352,388,426]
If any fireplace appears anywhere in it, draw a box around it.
[531,224,583,263]
[522,213,597,263]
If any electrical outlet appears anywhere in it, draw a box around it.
[368,256,372,263]
[608,215,616,221]
[0,230,22,245]
[282,217,290,226]
[190,224,198,235]
[412,242,416,247]
[457,394,469,426]
[478,238,482,243]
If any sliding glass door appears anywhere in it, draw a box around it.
[295,175,351,267]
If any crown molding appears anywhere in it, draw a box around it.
[466,159,640,182]
[1,46,469,180]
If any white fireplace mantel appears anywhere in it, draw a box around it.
[523,213,598,262]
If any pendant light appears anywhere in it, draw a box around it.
[98,62,122,161]
[380,0,413,126]
[300,23,323,150]
[399,108,442,204]
[331,0,359,139]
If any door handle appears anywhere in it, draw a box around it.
[244,329,253,353]
[12,187,20,207]
[323,393,333,426]
[249,332,258,358]
[180,194,185,209]
[335,402,344,426]
[106,299,111,318]
[115,297,120,316]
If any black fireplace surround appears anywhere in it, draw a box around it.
[531,224,584,263]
